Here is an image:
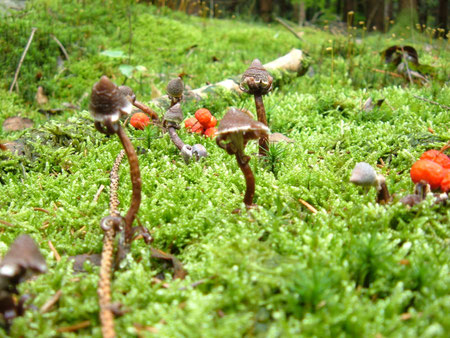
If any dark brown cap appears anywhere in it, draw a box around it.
[89,76,132,123]
[240,59,273,96]
[216,108,269,155]
[167,77,184,98]
[0,235,47,286]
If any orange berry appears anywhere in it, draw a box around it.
[205,116,217,129]
[441,170,450,192]
[420,150,450,169]
[410,159,445,190]
[195,108,212,127]
[204,127,217,138]
[130,113,150,130]
[191,121,204,134]
[184,117,198,130]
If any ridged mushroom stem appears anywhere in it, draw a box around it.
[98,150,124,338]
[254,95,269,157]
[236,152,255,207]
[168,127,185,151]
[115,125,142,243]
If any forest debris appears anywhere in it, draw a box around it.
[93,184,105,203]
[150,248,187,279]
[298,198,318,214]
[269,132,294,143]
[35,86,48,105]
[151,49,306,105]
[56,320,91,332]
[2,116,33,132]
[69,254,102,272]
[0,219,14,227]
[51,34,70,61]
[412,95,450,110]
[275,17,304,41]
[9,27,37,93]
[362,98,384,112]
[40,290,62,313]
[33,207,50,214]
[48,240,61,262]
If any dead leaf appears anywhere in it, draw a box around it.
[69,254,102,272]
[269,132,294,143]
[150,248,187,279]
[35,86,48,105]
[3,117,33,132]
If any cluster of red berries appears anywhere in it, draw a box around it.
[184,108,217,138]
[130,112,150,130]
[410,150,450,192]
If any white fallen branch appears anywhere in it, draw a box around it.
[150,48,306,105]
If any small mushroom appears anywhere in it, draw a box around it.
[163,103,183,130]
[240,59,273,157]
[0,235,47,288]
[400,181,430,206]
[90,76,142,243]
[192,144,208,161]
[350,162,391,204]
[216,107,269,208]
[167,77,184,107]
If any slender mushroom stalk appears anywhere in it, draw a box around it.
[240,59,273,157]
[164,79,208,163]
[216,108,269,209]
[119,85,160,124]
[350,162,391,204]
[90,76,142,241]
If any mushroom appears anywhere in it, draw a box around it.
[216,107,269,208]
[350,162,391,204]
[118,85,160,124]
[0,235,47,289]
[167,77,184,107]
[239,59,273,157]
[90,76,142,242]
[1,235,47,329]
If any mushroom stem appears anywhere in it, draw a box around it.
[132,100,160,124]
[115,124,142,243]
[236,152,255,207]
[254,95,269,157]
[168,126,185,151]
[375,175,391,205]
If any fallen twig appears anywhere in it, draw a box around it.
[9,27,37,93]
[51,34,70,61]
[275,17,304,41]
[57,320,91,333]
[40,290,62,313]
[298,198,318,214]
[372,68,403,78]
[93,184,105,203]
[48,240,61,262]
[0,219,14,227]
[412,95,450,110]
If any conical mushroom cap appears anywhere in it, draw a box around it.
[163,102,183,128]
[217,107,269,141]
[0,235,47,284]
[240,59,273,95]
[167,77,184,98]
[90,76,132,123]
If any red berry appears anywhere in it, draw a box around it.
[204,127,217,138]
[420,150,450,169]
[205,116,217,129]
[195,108,212,127]
[130,113,150,130]
[184,117,198,130]
[410,159,445,190]
[441,170,450,192]
[191,121,204,134]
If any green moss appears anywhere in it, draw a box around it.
[1,0,449,336]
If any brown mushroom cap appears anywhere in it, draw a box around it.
[90,76,132,123]
[0,235,47,285]
[217,107,269,140]
[163,102,183,128]
[166,77,184,98]
[240,59,273,96]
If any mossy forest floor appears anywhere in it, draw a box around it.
[0,1,449,337]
